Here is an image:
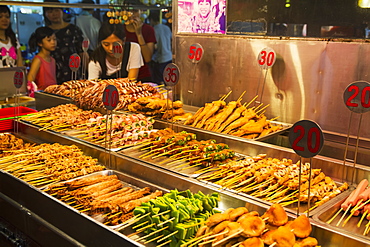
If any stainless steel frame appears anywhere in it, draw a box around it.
[0,121,368,246]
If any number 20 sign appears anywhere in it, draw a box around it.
[289,120,324,158]
[257,47,276,70]
[343,81,370,114]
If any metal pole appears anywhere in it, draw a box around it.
[342,112,353,182]
[297,157,302,216]
[352,113,363,184]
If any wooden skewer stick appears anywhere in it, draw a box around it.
[222,90,232,101]
[135,223,156,233]
[143,234,164,244]
[107,211,122,219]
[255,104,270,115]
[115,212,151,231]
[181,232,213,247]
[194,167,219,174]
[343,200,364,227]
[156,230,179,243]
[163,155,192,166]
[352,198,370,212]
[336,204,352,226]
[156,239,171,247]
[201,230,228,241]
[280,199,298,207]
[237,91,246,102]
[358,210,368,228]
[135,226,169,242]
[364,220,370,235]
[132,221,149,230]
[245,95,259,108]
[152,210,171,217]
[211,229,243,247]
[157,217,175,227]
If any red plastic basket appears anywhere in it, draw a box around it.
[0,107,37,132]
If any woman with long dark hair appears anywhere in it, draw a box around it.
[88,22,143,80]
[43,0,83,84]
[0,5,22,67]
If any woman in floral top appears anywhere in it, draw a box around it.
[43,2,83,84]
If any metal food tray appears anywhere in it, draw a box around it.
[312,189,370,243]
[197,168,351,217]
[60,128,128,152]
[42,169,168,230]
[119,145,245,178]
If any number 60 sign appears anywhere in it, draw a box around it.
[288,120,324,158]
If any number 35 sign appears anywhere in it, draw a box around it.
[163,63,180,87]
[289,120,324,158]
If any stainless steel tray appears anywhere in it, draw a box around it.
[43,170,168,229]
[312,189,370,243]
[197,168,351,217]
[119,145,244,178]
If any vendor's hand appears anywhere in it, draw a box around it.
[132,17,143,35]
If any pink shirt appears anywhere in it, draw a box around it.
[34,55,57,90]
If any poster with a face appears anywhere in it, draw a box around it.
[178,0,226,34]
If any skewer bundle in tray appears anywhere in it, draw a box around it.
[44,79,94,97]
[130,189,220,246]
[138,128,237,169]
[80,113,156,147]
[199,157,349,210]
[45,174,163,226]
[0,133,35,158]
[21,104,102,132]
[327,178,370,235]
[73,78,160,110]
[128,96,192,121]
[191,203,319,247]
[184,93,283,139]
[0,141,105,187]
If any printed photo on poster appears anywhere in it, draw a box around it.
[178,0,226,34]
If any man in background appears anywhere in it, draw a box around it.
[148,10,172,85]
[75,0,101,52]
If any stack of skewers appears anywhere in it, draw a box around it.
[326,178,370,236]
[0,137,105,188]
[198,157,349,211]
[135,128,237,170]
[21,104,102,132]
[0,133,35,158]
[73,113,156,148]
[184,93,283,139]
[189,204,319,247]
[45,174,163,226]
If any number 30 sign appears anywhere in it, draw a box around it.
[258,47,276,70]
[289,120,324,158]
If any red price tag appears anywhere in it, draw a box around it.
[258,47,276,69]
[343,81,370,114]
[163,63,180,87]
[82,37,90,52]
[289,120,324,158]
[102,85,119,110]
[13,70,24,89]
[188,43,203,63]
[113,42,123,59]
[69,53,81,72]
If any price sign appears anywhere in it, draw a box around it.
[13,69,24,89]
[69,53,81,72]
[343,81,370,114]
[102,85,119,110]
[82,37,90,52]
[257,47,276,69]
[113,42,123,59]
[188,43,203,63]
[289,120,324,158]
[163,63,180,87]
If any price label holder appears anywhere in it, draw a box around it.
[188,43,204,106]
[289,119,324,216]
[163,63,180,127]
[256,47,276,105]
[102,85,120,168]
[81,37,90,79]
[342,81,370,184]
[113,42,123,78]
[13,69,25,133]
[69,53,81,98]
